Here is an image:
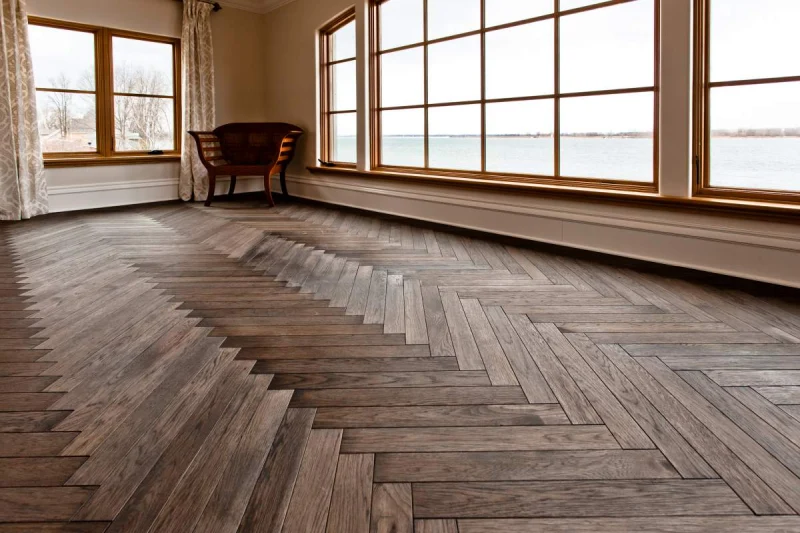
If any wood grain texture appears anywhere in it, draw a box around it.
[3,200,800,531]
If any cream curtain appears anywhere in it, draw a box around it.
[0,0,48,221]
[179,0,216,202]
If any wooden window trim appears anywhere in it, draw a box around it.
[369,0,661,193]
[29,17,182,167]
[692,0,800,204]
[319,8,358,168]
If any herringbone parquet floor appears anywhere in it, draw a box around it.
[2,198,800,532]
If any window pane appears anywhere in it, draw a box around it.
[332,20,356,61]
[332,113,357,163]
[486,0,553,28]
[709,83,800,192]
[113,37,174,96]
[381,48,424,107]
[560,0,654,93]
[487,100,554,175]
[428,35,481,104]
[560,0,606,10]
[380,0,424,50]
[115,96,174,151]
[429,104,481,171]
[381,108,424,167]
[36,91,97,153]
[710,0,800,82]
[30,25,95,91]
[560,92,653,182]
[486,21,554,99]
[428,0,480,40]
[332,61,356,111]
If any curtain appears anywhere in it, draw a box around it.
[0,0,48,221]
[179,0,216,202]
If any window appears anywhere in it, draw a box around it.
[29,18,180,164]
[320,9,358,165]
[695,0,800,200]
[372,0,659,190]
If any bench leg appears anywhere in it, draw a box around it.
[228,176,237,198]
[264,174,275,208]
[280,170,289,199]
[205,173,217,207]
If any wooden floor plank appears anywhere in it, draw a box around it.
[326,454,374,533]
[457,517,800,532]
[370,483,412,533]
[374,450,679,482]
[413,480,750,518]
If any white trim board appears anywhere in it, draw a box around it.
[282,173,800,289]
[47,176,267,213]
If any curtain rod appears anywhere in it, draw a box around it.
[175,0,223,12]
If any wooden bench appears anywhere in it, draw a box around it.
[189,122,303,207]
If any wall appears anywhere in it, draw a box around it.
[261,0,800,288]
[26,0,269,211]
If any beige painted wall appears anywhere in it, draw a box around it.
[27,0,267,188]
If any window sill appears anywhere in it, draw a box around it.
[307,165,800,220]
[44,155,181,168]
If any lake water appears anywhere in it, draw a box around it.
[334,137,800,192]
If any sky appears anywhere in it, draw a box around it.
[29,25,174,97]
[329,0,800,138]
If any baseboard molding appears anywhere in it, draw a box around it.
[283,172,800,289]
[48,176,267,213]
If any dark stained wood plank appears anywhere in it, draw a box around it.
[222,334,407,348]
[326,454,374,533]
[341,426,620,453]
[0,432,78,457]
[0,392,63,411]
[0,487,95,522]
[457,517,800,532]
[193,390,293,533]
[413,480,750,518]
[0,523,110,533]
[313,404,569,428]
[0,457,87,487]
[239,345,431,360]
[374,450,679,482]
[281,429,342,533]
[271,371,491,389]
[364,269,388,325]
[347,266,374,317]
[415,520,458,533]
[370,483,412,533]
[254,357,458,373]
[291,386,528,407]
[239,408,316,533]
[0,411,69,432]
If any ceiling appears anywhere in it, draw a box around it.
[220,0,297,14]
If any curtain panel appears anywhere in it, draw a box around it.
[179,0,216,202]
[0,0,48,221]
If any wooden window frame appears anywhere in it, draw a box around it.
[320,8,358,167]
[369,0,660,193]
[29,17,182,168]
[693,0,800,204]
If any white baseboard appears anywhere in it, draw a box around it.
[282,172,800,289]
[47,176,268,213]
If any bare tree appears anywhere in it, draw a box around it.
[46,73,73,138]
[114,63,171,151]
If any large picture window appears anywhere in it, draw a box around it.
[29,18,181,164]
[320,9,358,165]
[372,0,659,189]
[695,0,800,200]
